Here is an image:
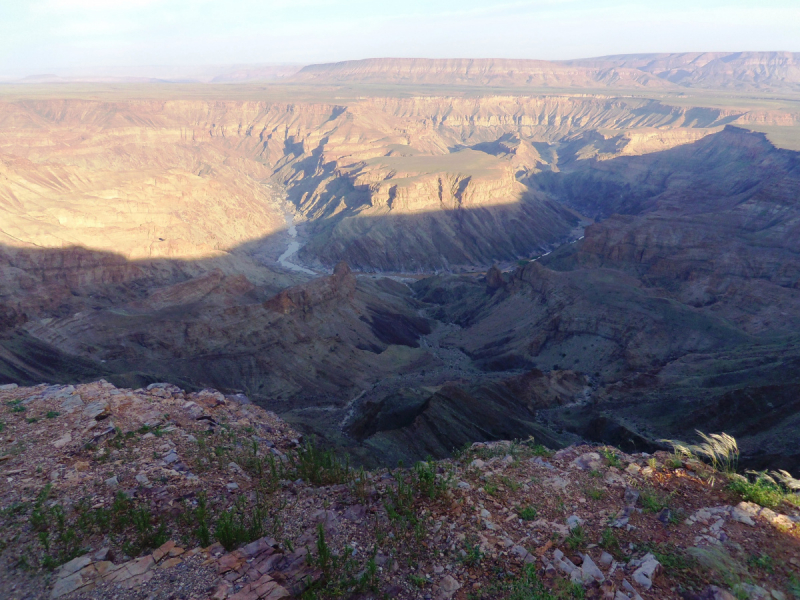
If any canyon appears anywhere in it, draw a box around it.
[1,56,800,477]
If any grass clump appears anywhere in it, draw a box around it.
[599,528,620,555]
[662,430,739,474]
[688,546,750,595]
[585,487,604,501]
[639,486,671,514]
[459,535,483,566]
[787,573,800,598]
[291,437,351,486]
[747,552,774,573]
[412,459,450,499]
[214,494,271,551]
[518,505,538,521]
[564,525,586,551]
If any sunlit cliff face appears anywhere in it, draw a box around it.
[0,91,795,270]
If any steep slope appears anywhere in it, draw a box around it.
[2,93,782,272]
[412,127,800,472]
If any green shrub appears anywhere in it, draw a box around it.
[727,472,784,509]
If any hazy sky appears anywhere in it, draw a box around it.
[1,0,798,75]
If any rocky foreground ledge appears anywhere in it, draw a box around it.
[1,380,799,600]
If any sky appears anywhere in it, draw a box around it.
[0,0,799,77]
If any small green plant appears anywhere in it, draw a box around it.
[643,542,695,575]
[486,563,584,600]
[484,481,499,496]
[46,411,60,419]
[523,438,553,458]
[585,487,604,501]
[412,459,449,499]
[519,505,538,521]
[666,454,683,469]
[190,493,211,547]
[129,507,169,554]
[11,405,25,413]
[599,528,620,554]
[688,546,749,592]
[357,554,378,592]
[460,537,483,566]
[601,447,622,468]
[787,573,800,598]
[639,487,670,514]
[564,525,586,551]
[408,574,427,588]
[351,466,369,502]
[747,552,774,573]
[314,523,332,578]
[214,495,268,551]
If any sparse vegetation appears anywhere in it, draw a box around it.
[468,564,585,600]
[519,505,538,521]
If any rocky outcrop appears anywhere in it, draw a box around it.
[2,381,797,600]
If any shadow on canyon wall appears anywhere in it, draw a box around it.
[2,126,800,472]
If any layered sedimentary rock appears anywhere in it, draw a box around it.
[292,57,675,88]
[568,52,800,92]
[3,93,791,272]
[295,53,800,92]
